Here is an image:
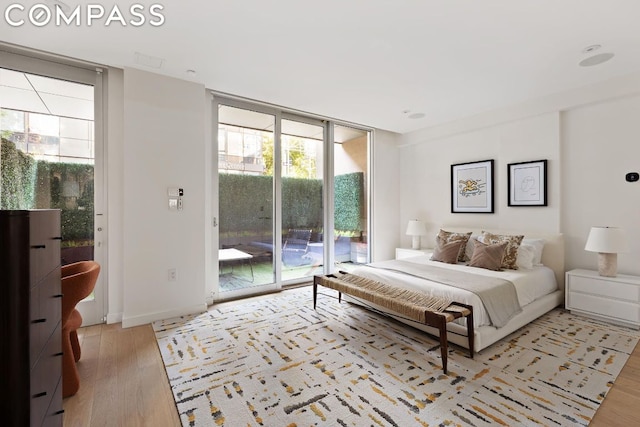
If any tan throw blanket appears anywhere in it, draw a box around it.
[367,260,522,328]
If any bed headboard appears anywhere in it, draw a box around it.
[440,227,565,292]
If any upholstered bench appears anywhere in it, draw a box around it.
[313,272,474,374]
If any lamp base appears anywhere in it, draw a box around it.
[411,236,421,250]
[597,252,617,277]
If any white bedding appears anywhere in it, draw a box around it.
[351,254,558,328]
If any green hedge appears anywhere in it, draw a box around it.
[334,172,364,232]
[1,137,94,242]
[0,139,37,209]
[219,172,364,234]
[219,174,324,233]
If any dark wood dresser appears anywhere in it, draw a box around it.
[1,210,64,426]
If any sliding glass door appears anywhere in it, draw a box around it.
[216,103,277,299]
[281,117,324,281]
[212,97,371,301]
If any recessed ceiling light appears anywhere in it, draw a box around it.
[582,44,601,54]
[408,113,425,119]
[579,53,615,67]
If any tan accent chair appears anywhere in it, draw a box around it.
[61,261,100,397]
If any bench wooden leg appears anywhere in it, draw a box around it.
[466,307,474,359]
[313,278,318,309]
[437,316,448,374]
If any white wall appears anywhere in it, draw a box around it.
[400,72,640,276]
[399,113,561,248]
[121,68,207,327]
[562,95,640,275]
[371,129,402,261]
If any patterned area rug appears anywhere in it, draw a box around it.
[153,287,639,426]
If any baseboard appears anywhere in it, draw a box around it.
[106,312,123,324]
[121,303,207,328]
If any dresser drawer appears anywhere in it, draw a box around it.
[42,378,64,427]
[30,323,62,427]
[569,274,640,301]
[569,292,640,324]
[29,212,61,285]
[30,270,62,367]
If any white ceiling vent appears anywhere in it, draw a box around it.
[134,52,164,69]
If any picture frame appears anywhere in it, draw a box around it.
[451,159,494,213]
[507,159,547,207]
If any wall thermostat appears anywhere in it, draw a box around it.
[626,172,639,182]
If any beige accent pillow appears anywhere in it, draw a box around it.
[469,240,508,271]
[437,229,472,262]
[478,231,524,270]
[431,240,465,264]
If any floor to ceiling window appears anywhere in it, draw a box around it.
[0,50,105,325]
[213,96,371,301]
[333,125,370,269]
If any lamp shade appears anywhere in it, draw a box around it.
[406,220,427,236]
[584,226,629,254]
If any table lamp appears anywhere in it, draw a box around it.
[406,220,427,250]
[584,226,629,277]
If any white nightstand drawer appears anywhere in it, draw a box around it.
[569,292,640,324]
[570,275,640,301]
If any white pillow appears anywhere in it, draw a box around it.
[522,238,545,265]
[516,244,536,269]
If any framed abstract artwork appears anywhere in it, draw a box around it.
[451,159,494,213]
[508,159,547,207]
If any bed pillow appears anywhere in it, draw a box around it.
[431,240,465,264]
[437,229,472,262]
[468,240,508,271]
[522,238,545,265]
[516,243,536,269]
[464,236,478,261]
[478,231,524,270]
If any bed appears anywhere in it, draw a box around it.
[345,228,564,353]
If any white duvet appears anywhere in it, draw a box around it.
[351,254,558,327]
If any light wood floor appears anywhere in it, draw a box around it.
[64,304,640,426]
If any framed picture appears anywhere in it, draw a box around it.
[508,159,547,207]
[451,159,494,213]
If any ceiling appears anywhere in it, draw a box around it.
[2,1,640,134]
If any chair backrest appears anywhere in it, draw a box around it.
[61,261,100,325]
[283,228,312,251]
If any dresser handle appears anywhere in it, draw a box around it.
[54,352,63,357]
[53,236,63,240]
[54,294,63,298]
[33,391,47,398]
[32,318,46,324]
[54,410,65,415]
[31,244,46,249]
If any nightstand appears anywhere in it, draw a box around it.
[565,269,640,329]
[395,247,431,260]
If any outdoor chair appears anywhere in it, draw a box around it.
[282,228,312,266]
